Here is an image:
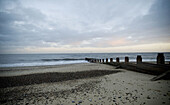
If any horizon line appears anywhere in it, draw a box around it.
[0,52,170,54]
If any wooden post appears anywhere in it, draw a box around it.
[106,58,108,63]
[125,57,129,63]
[157,53,165,64]
[94,59,96,63]
[102,59,104,63]
[116,57,119,63]
[110,58,113,63]
[136,55,142,64]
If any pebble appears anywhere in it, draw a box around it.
[147,96,151,99]
[89,99,92,102]
[163,94,167,96]
[78,100,82,103]
[133,96,137,100]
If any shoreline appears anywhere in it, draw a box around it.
[0,63,115,77]
[0,63,89,71]
[0,61,169,69]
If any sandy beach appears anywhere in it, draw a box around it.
[0,63,169,105]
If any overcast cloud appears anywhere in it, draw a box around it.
[0,0,170,53]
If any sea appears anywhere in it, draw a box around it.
[0,53,170,67]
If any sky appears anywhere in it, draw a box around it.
[0,0,170,54]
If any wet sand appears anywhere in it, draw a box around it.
[0,70,121,88]
[0,63,170,105]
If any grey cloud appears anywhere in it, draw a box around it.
[0,0,47,46]
[0,0,170,53]
[123,0,170,44]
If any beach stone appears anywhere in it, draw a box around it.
[78,100,82,103]
[163,94,167,96]
[133,96,137,100]
[125,97,129,100]
[147,96,151,99]
[18,98,24,100]
[71,90,75,93]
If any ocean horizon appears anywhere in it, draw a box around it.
[0,52,170,67]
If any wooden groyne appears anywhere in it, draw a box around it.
[85,53,170,77]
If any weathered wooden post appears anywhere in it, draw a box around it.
[157,53,165,64]
[136,55,142,64]
[94,59,97,63]
[110,58,113,63]
[125,56,129,63]
[102,59,104,63]
[116,57,119,63]
[96,59,98,63]
[106,58,108,63]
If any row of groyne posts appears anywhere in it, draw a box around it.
[85,53,166,65]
